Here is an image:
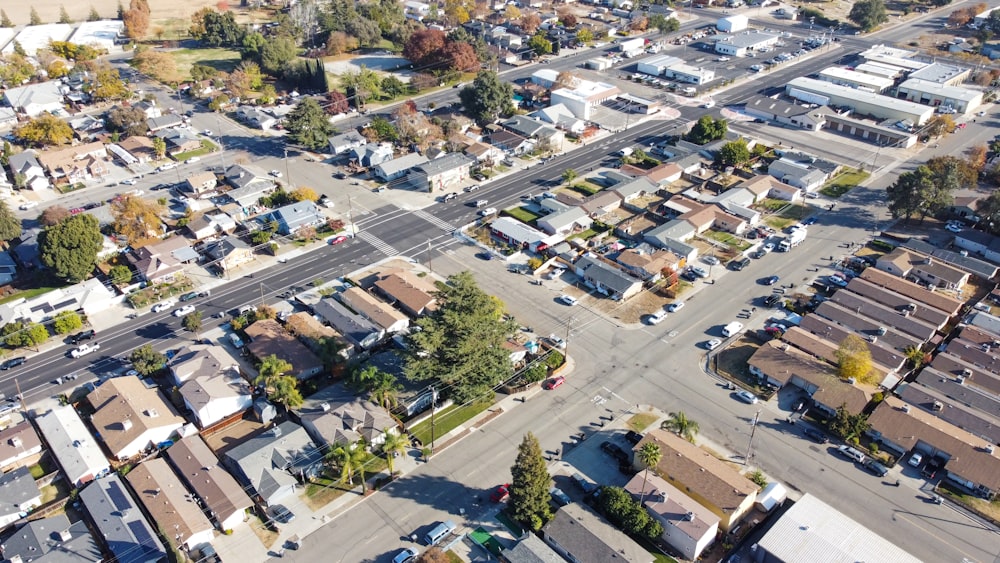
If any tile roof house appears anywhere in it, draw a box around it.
[876,247,969,290]
[86,376,185,460]
[206,235,255,273]
[3,81,66,117]
[748,341,869,415]
[635,428,758,531]
[266,201,325,236]
[244,319,324,380]
[185,171,218,195]
[79,474,167,563]
[463,141,504,163]
[293,383,398,448]
[125,459,214,551]
[623,472,719,561]
[0,514,101,563]
[309,298,384,350]
[166,435,253,532]
[373,270,437,317]
[408,153,476,192]
[574,253,643,301]
[541,503,652,563]
[338,287,409,333]
[222,421,323,506]
[34,406,110,487]
[0,467,41,529]
[0,420,43,471]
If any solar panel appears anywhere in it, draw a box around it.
[127,520,157,551]
[106,480,132,512]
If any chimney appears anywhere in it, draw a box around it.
[59,528,72,541]
[9,437,22,447]
[146,409,159,418]
[321,402,331,412]
[685,511,695,521]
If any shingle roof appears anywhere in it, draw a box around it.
[338,287,408,331]
[222,421,321,502]
[858,267,963,315]
[86,376,185,459]
[0,515,101,563]
[166,435,253,528]
[79,474,166,563]
[125,458,213,547]
[542,503,651,563]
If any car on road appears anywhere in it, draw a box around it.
[464,184,480,192]
[705,338,722,351]
[269,504,295,524]
[179,292,199,302]
[543,376,566,390]
[329,235,349,245]
[945,222,963,233]
[701,100,716,109]
[473,199,488,208]
[476,251,493,261]
[120,179,137,186]
[203,129,213,136]
[269,170,282,177]
[490,484,511,503]
[908,452,923,467]
[667,302,685,313]
[393,548,419,563]
[443,193,458,202]
[624,431,643,446]
[802,426,829,443]
[0,357,26,370]
[558,295,578,306]
[764,294,782,307]
[762,275,780,286]
[803,217,817,225]
[735,390,758,404]
[750,64,764,72]
[716,56,731,61]
[70,343,101,358]
[690,266,709,278]
[152,300,175,313]
[18,201,37,210]
[71,330,96,344]
[863,459,889,477]
[702,255,720,266]
[762,243,774,253]
[648,309,668,325]
[173,305,196,317]
[186,157,200,164]
[478,207,497,217]
[600,441,630,463]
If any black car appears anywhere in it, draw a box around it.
[269,504,295,524]
[764,294,782,307]
[624,431,643,446]
[600,441,630,464]
[802,426,829,444]
[71,330,96,345]
[863,459,889,477]
[0,357,26,370]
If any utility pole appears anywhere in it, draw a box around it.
[744,410,761,465]
[215,115,226,171]
[427,239,433,272]
[14,378,23,413]
[259,282,265,307]
[430,386,437,450]
[283,148,292,187]
[347,195,355,235]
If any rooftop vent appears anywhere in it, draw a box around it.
[122,419,133,431]
[321,402,331,412]
[59,528,72,542]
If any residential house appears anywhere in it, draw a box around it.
[284,312,353,361]
[225,164,273,191]
[541,503,652,563]
[373,152,429,182]
[0,421,43,471]
[328,132,367,155]
[876,247,970,290]
[125,237,192,284]
[619,164,682,188]
[503,533,565,563]
[0,277,114,326]
[36,141,109,184]
[7,152,46,187]
[0,108,17,130]
[581,191,623,218]
[828,289,938,341]
[309,298,384,350]
[352,143,394,168]
[206,235,255,272]
[185,171,218,195]
[34,406,110,487]
[490,216,549,252]
[86,376,185,460]
[859,267,963,316]
[953,230,1000,265]
[463,141,504,164]
[171,344,251,428]
[155,127,202,155]
[748,341,870,415]
[623,473,719,561]
[537,206,593,236]
[236,105,276,130]
[222,421,323,506]
[574,253,643,300]
[902,238,999,280]
[0,252,16,286]
[501,115,566,152]
[947,195,981,221]
[68,114,105,141]
[843,277,952,329]
[372,269,437,316]
[338,287,409,334]
[408,153,476,192]
[614,246,681,281]
[643,221,699,262]
[186,212,237,241]
[0,514,101,563]
[267,201,325,235]
[767,157,834,192]
[133,100,161,119]
[532,104,587,134]
[0,467,41,529]
[244,319,324,380]
[79,474,167,563]
[125,459,214,551]
[117,136,157,163]
[488,129,533,155]
[634,429,758,531]
[146,114,184,132]
[166,435,253,532]
[404,0,431,20]
[293,384,397,449]
[3,81,66,117]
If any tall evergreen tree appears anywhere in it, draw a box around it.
[59,5,73,24]
[0,200,22,243]
[88,6,102,21]
[30,7,42,25]
[508,433,552,531]
[0,10,13,27]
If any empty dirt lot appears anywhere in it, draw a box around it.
[2,1,218,28]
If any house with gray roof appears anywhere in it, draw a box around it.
[531,104,586,134]
[351,143,394,168]
[310,297,384,350]
[373,152,429,182]
[901,238,999,280]
[34,406,110,488]
[267,201,325,235]
[767,157,834,192]
[222,421,322,506]
[643,220,698,259]
[206,235,255,273]
[538,206,592,236]
[328,131,367,155]
[224,164,274,191]
[293,383,398,449]
[0,466,41,528]
[575,253,643,301]
[146,113,183,133]
[154,127,201,155]
[8,151,45,184]
[79,474,166,563]
[408,153,476,192]
[504,533,565,563]
[0,515,101,563]
[542,503,652,563]
[3,81,66,117]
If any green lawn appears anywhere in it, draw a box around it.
[568,180,602,196]
[168,48,242,81]
[173,140,218,161]
[503,207,541,224]
[821,168,870,198]
[569,228,600,241]
[408,401,493,446]
[702,230,752,251]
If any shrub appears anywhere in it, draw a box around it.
[545,351,564,369]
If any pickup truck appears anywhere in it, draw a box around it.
[71,343,101,358]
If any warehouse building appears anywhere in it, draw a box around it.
[896,78,983,114]
[717,14,749,33]
[854,62,904,80]
[665,62,716,85]
[714,31,779,57]
[637,54,683,76]
[785,77,934,125]
[858,44,929,72]
[818,67,895,93]
[2,23,73,56]
[907,62,971,86]
[67,20,125,52]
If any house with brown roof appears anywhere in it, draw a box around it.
[166,435,253,532]
[293,383,398,449]
[779,327,894,380]
[581,191,622,218]
[614,245,681,281]
[748,341,869,416]
[244,319,324,380]
[185,171,218,195]
[947,195,981,221]
[619,162,683,186]
[794,318,907,374]
[36,141,109,185]
[844,278,952,328]
[125,236,192,284]
[664,196,748,235]
[811,301,922,352]
[867,397,1000,499]
[877,247,969,290]
[117,135,156,163]
[0,421,43,471]
[633,429,757,531]
[373,270,437,317]
[86,376,185,460]
[125,458,215,551]
[623,473,718,560]
[338,287,409,334]
[859,268,963,315]
[284,312,354,360]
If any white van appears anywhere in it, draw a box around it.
[424,521,456,546]
[648,309,668,325]
[722,321,744,337]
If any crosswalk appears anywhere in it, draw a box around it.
[412,209,457,232]
[355,231,400,257]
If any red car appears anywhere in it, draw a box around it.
[543,376,566,390]
[490,484,510,503]
[329,235,349,245]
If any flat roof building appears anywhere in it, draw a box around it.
[908,62,971,86]
[665,62,716,85]
[3,24,73,55]
[67,20,125,52]
[785,77,935,125]
[637,54,683,76]
[896,78,983,114]
[858,44,929,71]
[714,31,779,56]
[550,79,621,120]
[854,61,904,80]
[818,67,895,93]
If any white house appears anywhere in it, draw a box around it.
[173,346,252,428]
[373,152,429,182]
[623,473,718,560]
[538,206,593,235]
[3,81,66,117]
[0,467,42,529]
[0,277,114,326]
[408,153,476,192]
[328,131,367,155]
[34,406,110,487]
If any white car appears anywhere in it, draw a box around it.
[186,157,200,164]
[152,300,175,313]
[203,129,213,136]
[173,305,196,317]
[716,56,731,62]
[478,207,497,217]
[701,100,716,109]
[667,302,685,312]
[702,256,720,266]
[648,310,668,324]
[70,343,101,358]
[18,202,37,211]
[762,243,774,253]
[908,452,923,467]
[558,295,578,306]
[269,170,282,177]
[548,334,567,349]
[736,390,758,404]
[705,338,722,351]
[120,179,137,186]
[945,223,963,233]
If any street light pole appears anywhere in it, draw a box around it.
[744,409,761,465]
[430,386,437,450]
[283,148,292,187]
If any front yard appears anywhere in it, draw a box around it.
[168,48,242,82]
[174,140,218,161]
[821,168,870,198]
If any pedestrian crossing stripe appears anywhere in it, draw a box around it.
[355,231,399,256]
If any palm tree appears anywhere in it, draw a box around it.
[327,441,369,493]
[380,429,408,476]
[661,411,700,443]
[636,442,662,504]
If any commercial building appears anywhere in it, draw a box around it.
[896,78,983,114]
[858,44,929,72]
[664,63,716,85]
[817,67,895,93]
[785,77,935,125]
[743,96,827,131]
[908,62,971,86]
[637,54,682,76]
[67,20,125,52]
[855,61,905,80]
[550,79,622,120]
[2,24,73,56]
[714,31,779,57]
[717,14,748,33]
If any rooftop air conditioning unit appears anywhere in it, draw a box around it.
[321,402,331,412]
[901,404,910,413]
[962,368,973,377]
[932,401,944,411]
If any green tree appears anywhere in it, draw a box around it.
[561,168,577,183]
[636,441,661,504]
[189,64,219,81]
[105,106,149,138]
[596,486,664,540]
[849,0,889,31]
[369,371,402,410]
[52,311,83,335]
[260,35,299,76]
[151,136,166,159]
[0,10,12,27]
[380,75,407,99]
[14,114,74,147]
[109,264,133,285]
[88,6,102,21]
[887,165,935,222]
[685,115,728,144]
[404,271,517,402]
[130,344,168,375]
[459,70,515,126]
[976,191,1000,231]
[240,31,267,62]
[340,65,383,109]
[835,334,872,383]
[528,33,552,56]
[576,28,593,44]
[0,200,21,243]
[924,114,954,138]
[747,469,768,489]
[660,411,699,442]
[255,354,293,388]
[903,345,928,368]
[268,374,304,408]
[23,323,49,350]
[367,115,398,143]
[649,14,681,33]
[508,433,552,531]
[39,214,102,282]
[59,5,73,23]
[1,321,28,348]
[199,10,242,48]
[0,53,35,86]
[380,429,407,475]
[717,139,752,168]
[30,8,42,26]
[182,310,203,334]
[327,442,368,491]
[828,403,870,444]
[284,97,334,150]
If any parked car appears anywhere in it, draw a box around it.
[762,275,780,285]
[689,266,709,278]
[490,484,511,503]
[803,217,817,225]
[543,376,566,390]
[600,441,629,463]
[269,169,282,177]
[179,292,199,302]
[392,548,419,563]
[908,452,923,467]
[550,487,572,506]
[667,302,685,313]
[329,235,349,245]
[624,431,643,446]
[735,390,758,404]
[71,330,96,344]
[120,179,137,186]
[863,459,889,477]
[269,504,295,524]
[702,255,720,265]
[173,305,196,317]
[571,472,597,493]
[705,338,722,351]
[802,426,829,443]
[152,300,175,313]
[464,185,480,192]
[558,295,578,306]
[0,357,26,370]
[764,294,782,307]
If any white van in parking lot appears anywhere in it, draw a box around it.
[722,321,744,337]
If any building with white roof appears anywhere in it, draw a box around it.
[908,62,971,85]
[35,406,110,487]
[0,29,15,53]
[637,54,683,76]
[664,62,715,85]
[755,494,921,563]
[974,7,1000,27]
[550,79,621,120]
[67,20,125,52]
[854,62,904,80]
[896,78,983,114]
[785,77,935,125]
[3,81,66,117]
[858,44,928,72]
[2,24,73,56]
[817,67,895,93]
[714,31,779,57]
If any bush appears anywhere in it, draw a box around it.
[545,351,564,369]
